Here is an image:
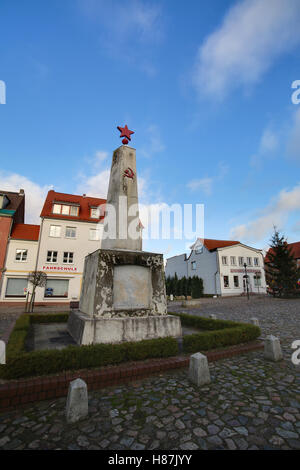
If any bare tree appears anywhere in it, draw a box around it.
[27,271,47,312]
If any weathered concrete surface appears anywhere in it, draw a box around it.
[68,311,182,345]
[251,317,260,327]
[264,335,283,362]
[77,249,167,319]
[0,340,5,364]
[66,379,88,424]
[188,352,211,387]
[113,265,151,309]
[102,146,142,252]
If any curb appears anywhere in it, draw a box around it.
[0,340,263,412]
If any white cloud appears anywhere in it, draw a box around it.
[194,0,300,99]
[250,127,279,167]
[230,184,300,242]
[140,124,165,158]
[0,172,52,224]
[187,177,213,195]
[187,161,228,195]
[79,0,163,72]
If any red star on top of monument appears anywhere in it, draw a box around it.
[117,124,134,145]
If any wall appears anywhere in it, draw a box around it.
[0,216,12,282]
[217,245,266,296]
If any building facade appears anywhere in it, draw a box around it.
[0,189,25,285]
[166,238,267,296]
[0,190,106,304]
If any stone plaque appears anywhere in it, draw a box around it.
[113,265,151,309]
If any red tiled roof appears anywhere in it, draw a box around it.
[11,224,40,241]
[265,241,300,262]
[193,238,240,252]
[40,190,106,223]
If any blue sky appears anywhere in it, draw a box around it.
[0,0,300,258]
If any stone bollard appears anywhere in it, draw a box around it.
[66,378,88,423]
[0,340,5,364]
[250,318,259,326]
[209,314,217,320]
[264,335,283,362]
[188,352,211,387]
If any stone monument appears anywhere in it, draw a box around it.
[68,125,182,345]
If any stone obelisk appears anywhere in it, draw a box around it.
[68,125,182,345]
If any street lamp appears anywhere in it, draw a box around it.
[243,263,249,300]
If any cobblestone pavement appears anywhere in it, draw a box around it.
[0,296,299,450]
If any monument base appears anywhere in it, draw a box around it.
[68,310,182,345]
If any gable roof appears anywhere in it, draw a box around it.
[11,223,40,241]
[192,238,240,252]
[265,241,300,262]
[40,190,106,223]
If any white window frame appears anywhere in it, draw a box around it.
[90,208,100,218]
[233,275,239,288]
[191,261,196,270]
[238,257,244,266]
[223,275,229,288]
[15,249,28,262]
[247,257,252,266]
[89,228,100,241]
[230,256,236,266]
[49,225,61,238]
[52,204,79,217]
[46,250,58,263]
[254,257,259,266]
[5,278,28,298]
[63,252,74,264]
[222,256,228,265]
[65,226,77,239]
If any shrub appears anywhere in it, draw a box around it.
[0,313,179,380]
[171,312,261,354]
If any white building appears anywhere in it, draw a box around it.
[165,238,267,296]
[0,190,106,304]
[0,224,40,302]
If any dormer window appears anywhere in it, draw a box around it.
[90,207,100,218]
[52,203,79,216]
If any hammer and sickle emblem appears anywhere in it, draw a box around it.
[123,167,134,179]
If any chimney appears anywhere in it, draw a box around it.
[83,194,86,198]
[19,188,24,195]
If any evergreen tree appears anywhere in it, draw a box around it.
[265,228,300,297]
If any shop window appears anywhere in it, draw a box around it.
[5,278,27,297]
[44,279,69,298]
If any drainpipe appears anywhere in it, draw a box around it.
[215,249,220,296]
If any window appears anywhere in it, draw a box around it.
[238,257,244,266]
[49,225,61,237]
[44,279,69,298]
[52,204,79,216]
[15,249,27,262]
[63,252,73,264]
[222,256,228,265]
[47,251,58,263]
[89,228,100,240]
[234,275,239,288]
[247,257,252,266]
[223,276,229,288]
[230,256,236,265]
[90,208,100,218]
[191,261,196,270]
[65,227,76,238]
[254,274,261,287]
[53,204,61,214]
[61,205,70,215]
[70,206,79,216]
[254,257,259,266]
[5,278,27,297]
